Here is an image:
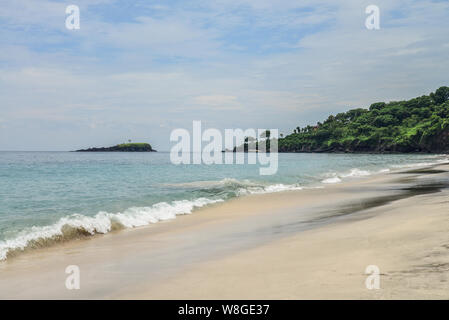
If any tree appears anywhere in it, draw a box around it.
[430,86,449,104]
[369,102,386,111]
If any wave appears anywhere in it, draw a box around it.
[163,178,260,189]
[391,159,449,169]
[322,177,342,184]
[165,178,304,196]
[0,177,309,260]
[319,156,449,185]
[321,168,372,184]
[341,168,371,178]
[237,183,303,195]
[0,176,312,261]
[0,197,223,261]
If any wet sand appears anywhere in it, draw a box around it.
[1,164,449,299]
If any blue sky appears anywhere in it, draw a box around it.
[1,0,449,150]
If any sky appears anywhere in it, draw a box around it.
[0,0,448,151]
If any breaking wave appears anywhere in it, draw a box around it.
[321,168,372,184]
[320,157,449,185]
[0,197,222,261]
[164,178,304,196]
[0,177,310,260]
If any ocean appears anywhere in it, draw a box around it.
[0,151,447,260]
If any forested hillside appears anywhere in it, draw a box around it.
[278,87,449,153]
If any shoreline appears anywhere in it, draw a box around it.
[1,163,449,298]
[2,155,447,263]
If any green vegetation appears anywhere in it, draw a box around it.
[116,143,152,149]
[278,86,449,153]
[76,143,155,152]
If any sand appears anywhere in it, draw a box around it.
[1,164,449,299]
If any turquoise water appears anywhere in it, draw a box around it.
[0,151,447,260]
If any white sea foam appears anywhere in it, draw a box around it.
[321,177,342,184]
[237,183,303,195]
[319,157,449,185]
[321,168,371,184]
[391,159,449,169]
[0,197,223,261]
[165,178,304,196]
[341,168,371,178]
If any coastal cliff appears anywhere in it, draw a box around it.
[76,143,156,152]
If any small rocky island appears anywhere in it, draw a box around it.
[76,143,156,152]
